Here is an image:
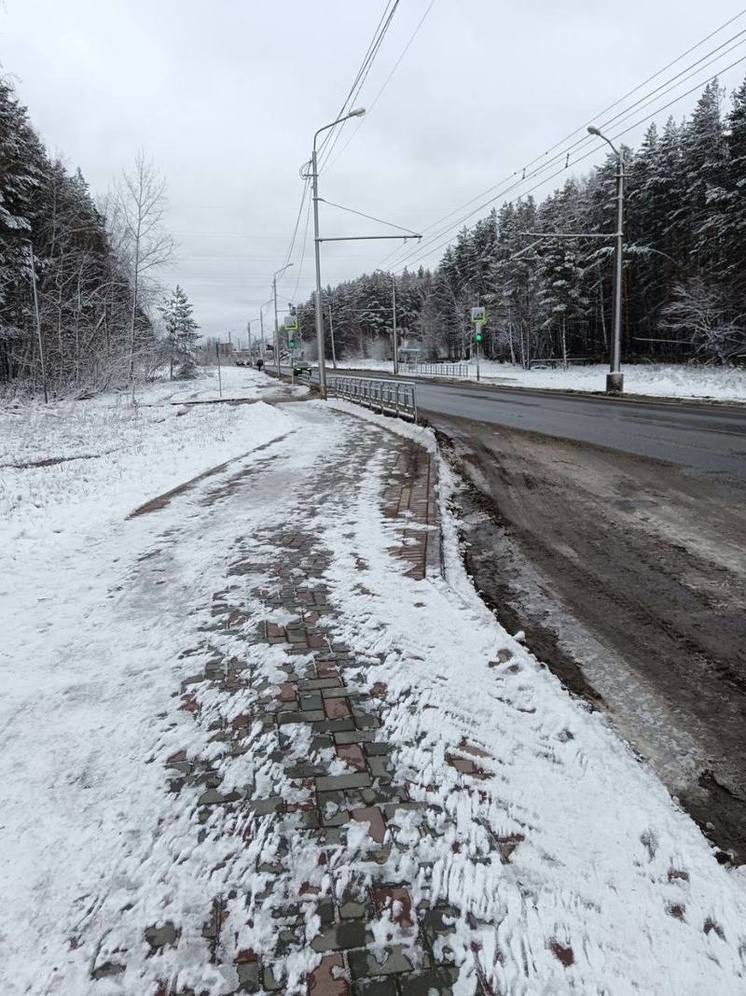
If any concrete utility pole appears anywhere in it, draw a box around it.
[392,276,399,375]
[588,126,625,394]
[272,264,293,377]
[246,320,252,358]
[311,107,366,399]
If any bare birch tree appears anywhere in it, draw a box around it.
[113,151,175,399]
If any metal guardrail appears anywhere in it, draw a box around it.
[401,362,470,379]
[327,374,418,422]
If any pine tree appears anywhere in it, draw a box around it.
[160,285,200,379]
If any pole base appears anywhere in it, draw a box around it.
[606,372,624,394]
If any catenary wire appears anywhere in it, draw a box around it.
[383,36,746,272]
[392,55,746,275]
[380,12,746,270]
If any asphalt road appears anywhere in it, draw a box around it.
[284,366,746,480]
[414,381,746,480]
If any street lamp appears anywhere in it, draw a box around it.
[312,107,366,398]
[588,125,625,394]
[272,263,293,377]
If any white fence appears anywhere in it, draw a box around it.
[327,374,418,422]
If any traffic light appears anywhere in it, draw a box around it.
[475,330,483,342]
[288,338,296,351]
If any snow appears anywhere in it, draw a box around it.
[1,382,745,993]
[137,362,309,404]
[0,365,301,531]
[332,358,746,402]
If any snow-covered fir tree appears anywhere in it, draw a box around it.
[160,284,200,379]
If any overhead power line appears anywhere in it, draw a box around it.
[324,0,438,173]
[317,0,401,172]
[383,25,746,273]
[392,54,746,275]
[380,10,746,271]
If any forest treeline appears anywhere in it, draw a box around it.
[294,77,746,366]
[0,75,181,396]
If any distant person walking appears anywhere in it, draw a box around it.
[256,358,264,372]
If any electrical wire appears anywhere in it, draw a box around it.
[282,177,311,268]
[392,54,746,275]
[316,0,397,161]
[384,32,746,273]
[380,11,746,270]
[318,197,420,236]
[324,0,438,174]
[317,0,401,171]
[291,194,314,300]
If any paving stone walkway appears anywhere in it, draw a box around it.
[85,409,479,995]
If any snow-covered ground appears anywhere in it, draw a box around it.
[333,358,746,402]
[1,365,300,528]
[140,363,308,405]
[2,378,746,993]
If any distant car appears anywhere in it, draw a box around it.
[293,362,311,377]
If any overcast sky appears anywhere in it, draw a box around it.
[2,1,745,341]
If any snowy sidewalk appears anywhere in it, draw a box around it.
[3,400,746,995]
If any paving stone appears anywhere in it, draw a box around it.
[144,921,179,950]
[322,686,359,699]
[322,808,350,827]
[316,772,371,792]
[277,681,298,702]
[307,952,349,995]
[399,967,458,994]
[317,789,346,807]
[263,965,283,991]
[336,744,367,771]
[279,710,326,725]
[353,711,381,730]
[237,960,262,991]
[352,980,397,996]
[91,961,125,980]
[367,756,392,781]
[349,945,424,978]
[325,698,352,720]
[300,692,324,711]
[197,788,241,807]
[311,919,368,952]
[340,901,367,919]
[363,742,391,756]
[372,887,414,927]
[286,761,327,778]
[314,718,357,734]
[349,806,387,844]
[299,678,342,690]
[249,796,284,816]
[334,730,376,745]
[300,809,321,829]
